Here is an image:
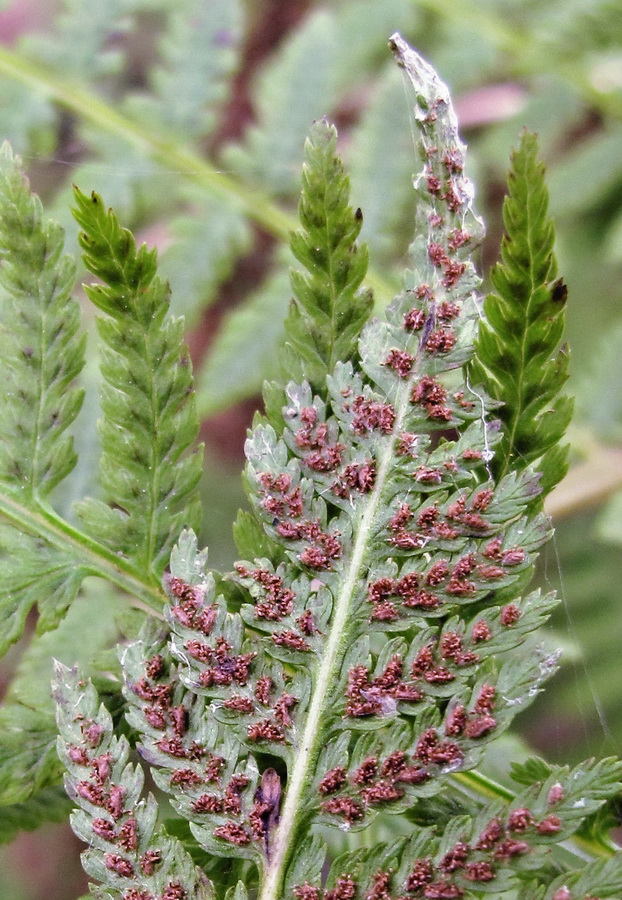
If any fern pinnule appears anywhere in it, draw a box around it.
[54,661,212,900]
[72,188,203,578]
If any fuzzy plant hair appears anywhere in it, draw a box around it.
[0,30,619,900]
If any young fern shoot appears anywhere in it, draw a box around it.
[37,31,622,900]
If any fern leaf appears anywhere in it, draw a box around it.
[52,34,609,900]
[72,188,203,577]
[470,130,573,494]
[288,756,622,897]
[197,263,291,419]
[0,703,61,805]
[54,662,213,900]
[0,582,131,804]
[0,141,85,500]
[0,786,72,844]
[0,144,87,648]
[161,191,251,326]
[28,0,129,80]
[147,0,242,140]
[0,524,87,654]
[283,118,373,392]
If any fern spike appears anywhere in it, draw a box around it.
[470,130,573,494]
[72,188,204,578]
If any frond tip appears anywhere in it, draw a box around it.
[72,188,204,577]
[470,130,573,495]
[0,141,85,499]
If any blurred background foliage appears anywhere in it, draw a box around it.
[0,0,621,897]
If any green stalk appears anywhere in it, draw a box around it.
[0,490,164,614]
[0,46,396,304]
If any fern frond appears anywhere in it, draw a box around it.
[49,32,615,900]
[280,117,373,394]
[0,143,88,650]
[470,130,573,494]
[28,0,129,80]
[110,37,573,899]
[54,662,213,900]
[287,755,622,898]
[197,263,290,419]
[0,576,132,803]
[0,142,85,500]
[147,0,242,140]
[72,188,203,578]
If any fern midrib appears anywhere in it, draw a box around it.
[29,264,56,499]
[0,489,164,614]
[258,369,419,900]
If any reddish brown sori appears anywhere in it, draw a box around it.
[318,747,429,825]
[305,795,565,897]
[345,658,424,717]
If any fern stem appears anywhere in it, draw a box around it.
[0,45,396,304]
[0,491,164,613]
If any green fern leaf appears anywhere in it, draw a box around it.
[0,143,88,650]
[0,786,72,844]
[146,0,242,140]
[27,0,129,80]
[197,262,291,419]
[72,187,203,577]
[161,191,252,326]
[0,583,130,803]
[277,118,373,399]
[0,525,86,654]
[0,142,85,500]
[0,703,61,805]
[470,130,573,494]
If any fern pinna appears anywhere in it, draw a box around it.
[51,33,622,900]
